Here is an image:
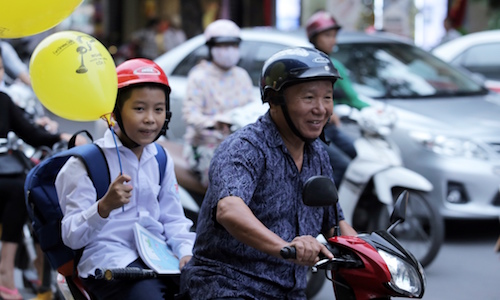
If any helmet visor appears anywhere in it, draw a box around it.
[207,36,242,45]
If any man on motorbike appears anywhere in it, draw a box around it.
[179,47,357,300]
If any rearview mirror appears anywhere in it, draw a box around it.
[388,190,408,233]
[302,176,338,207]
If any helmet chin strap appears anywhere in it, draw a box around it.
[115,121,140,149]
[113,107,141,148]
[277,95,316,144]
[319,116,331,144]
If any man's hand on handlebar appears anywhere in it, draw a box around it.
[283,235,334,267]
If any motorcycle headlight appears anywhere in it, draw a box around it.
[410,131,489,160]
[379,249,425,298]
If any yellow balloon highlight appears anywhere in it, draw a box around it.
[0,0,83,38]
[30,31,117,122]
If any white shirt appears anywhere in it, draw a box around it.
[56,129,195,277]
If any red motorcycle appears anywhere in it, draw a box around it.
[281,176,426,300]
[68,176,425,300]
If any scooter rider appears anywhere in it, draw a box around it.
[182,19,254,189]
[179,47,357,300]
[306,11,370,188]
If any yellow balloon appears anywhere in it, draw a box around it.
[30,31,117,122]
[0,0,83,38]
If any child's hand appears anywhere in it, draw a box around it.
[179,255,192,270]
[97,174,133,218]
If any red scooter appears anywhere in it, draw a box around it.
[281,176,426,299]
[73,176,425,300]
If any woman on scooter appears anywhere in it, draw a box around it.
[306,10,370,188]
[182,19,254,189]
[179,47,357,300]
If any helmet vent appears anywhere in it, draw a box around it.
[313,57,330,64]
[133,67,161,75]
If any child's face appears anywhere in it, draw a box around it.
[118,86,166,147]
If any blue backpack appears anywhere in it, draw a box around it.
[24,142,166,276]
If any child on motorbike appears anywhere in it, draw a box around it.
[179,47,357,299]
[56,58,195,300]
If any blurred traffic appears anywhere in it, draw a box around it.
[2,0,498,244]
[153,26,500,223]
[1,1,500,298]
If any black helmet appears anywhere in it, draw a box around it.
[260,47,341,103]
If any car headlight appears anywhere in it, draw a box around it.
[410,131,489,160]
[379,249,425,297]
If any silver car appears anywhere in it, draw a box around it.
[155,28,500,221]
[432,29,500,93]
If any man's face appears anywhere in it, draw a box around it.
[315,28,338,54]
[281,80,334,140]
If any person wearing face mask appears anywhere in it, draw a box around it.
[182,19,254,189]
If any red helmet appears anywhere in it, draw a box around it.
[116,58,170,94]
[306,11,342,42]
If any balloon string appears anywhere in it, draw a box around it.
[110,126,124,212]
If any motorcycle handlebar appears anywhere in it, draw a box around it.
[94,267,157,281]
[280,246,296,259]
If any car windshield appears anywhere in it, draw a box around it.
[335,42,487,99]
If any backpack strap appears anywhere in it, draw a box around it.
[52,144,110,277]
[68,130,94,149]
[62,143,165,198]
[154,142,167,184]
[62,143,110,200]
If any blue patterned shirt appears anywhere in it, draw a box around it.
[180,112,345,299]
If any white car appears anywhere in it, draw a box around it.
[432,29,500,93]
